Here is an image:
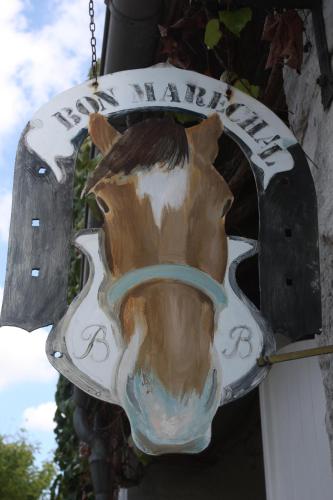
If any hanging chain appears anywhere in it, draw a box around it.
[89,0,98,87]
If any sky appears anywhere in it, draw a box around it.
[0,0,104,465]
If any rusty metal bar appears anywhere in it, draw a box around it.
[257,344,333,367]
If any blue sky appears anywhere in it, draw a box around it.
[0,0,104,465]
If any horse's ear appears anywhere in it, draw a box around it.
[186,114,223,163]
[88,113,121,156]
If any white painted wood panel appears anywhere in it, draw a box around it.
[118,488,128,500]
[260,340,333,500]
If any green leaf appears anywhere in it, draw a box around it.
[171,111,200,125]
[0,434,55,499]
[234,79,260,98]
[219,8,252,37]
[204,18,222,49]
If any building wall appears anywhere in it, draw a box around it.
[260,340,333,500]
[283,1,333,465]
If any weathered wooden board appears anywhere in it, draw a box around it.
[0,125,79,331]
[258,144,321,340]
[226,132,322,340]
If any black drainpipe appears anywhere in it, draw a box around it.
[103,0,163,73]
[73,2,163,499]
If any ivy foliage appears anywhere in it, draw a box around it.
[50,375,93,500]
[220,70,260,98]
[0,433,54,500]
[204,7,252,49]
[50,376,80,500]
[67,139,101,303]
[204,18,222,49]
[219,7,252,37]
[234,78,260,98]
[159,2,260,97]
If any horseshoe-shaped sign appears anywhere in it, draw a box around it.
[1,65,321,455]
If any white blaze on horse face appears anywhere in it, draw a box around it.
[136,164,188,229]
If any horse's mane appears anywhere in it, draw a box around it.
[85,117,189,193]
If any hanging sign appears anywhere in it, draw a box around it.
[1,65,321,455]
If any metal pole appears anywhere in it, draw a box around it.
[257,344,333,367]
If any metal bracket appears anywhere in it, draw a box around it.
[257,344,333,366]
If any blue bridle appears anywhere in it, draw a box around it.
[107,264,227,312]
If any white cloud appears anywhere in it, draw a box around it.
[0,192,12,242]
[22,401,57,432]
[0,325,57,390]
[0,0,104,149]
[0,286,57,390]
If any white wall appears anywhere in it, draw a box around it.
[118,489,128,500]
[283,1,333,465]
[260,340,333,500]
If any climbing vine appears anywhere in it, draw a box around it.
[51,141,99,500]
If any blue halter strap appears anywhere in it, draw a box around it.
[107,264,227,312]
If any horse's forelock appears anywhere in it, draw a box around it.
[85,117,189,193]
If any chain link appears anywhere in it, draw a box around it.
[89,0,98,86]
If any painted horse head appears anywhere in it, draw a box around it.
[86,112,233,454]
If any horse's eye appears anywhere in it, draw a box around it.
[97,197,110,213]
[222,198,232,218]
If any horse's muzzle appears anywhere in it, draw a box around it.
[122,367,221,455]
